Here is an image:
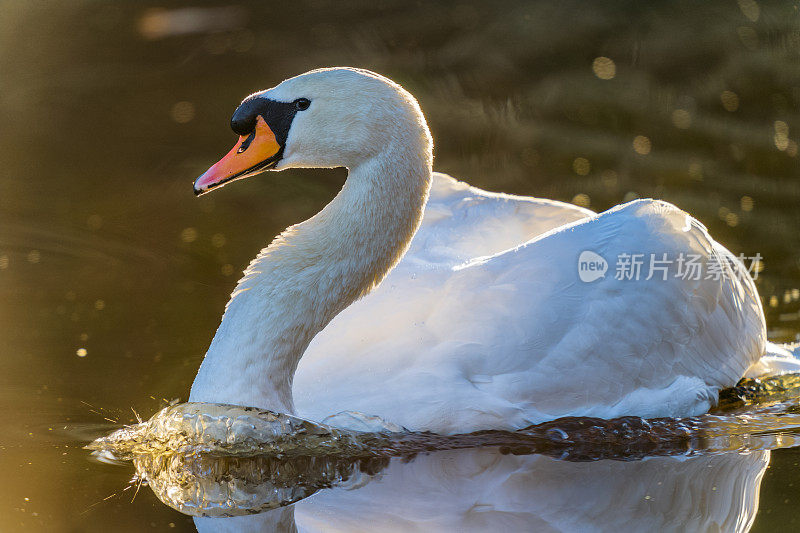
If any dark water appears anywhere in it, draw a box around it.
[1,0,800,531]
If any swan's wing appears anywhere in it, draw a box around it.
[296,199,765,433]
[407,173,593,265]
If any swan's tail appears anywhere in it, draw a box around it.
[744,341,800,378]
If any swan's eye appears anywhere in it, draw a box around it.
[295,98,311,111]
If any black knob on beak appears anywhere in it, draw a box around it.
[230,97,263,136]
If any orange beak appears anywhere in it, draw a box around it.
[193,116,282,195]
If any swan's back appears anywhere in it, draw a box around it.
[295,175,765,433]
[408,173,593,265]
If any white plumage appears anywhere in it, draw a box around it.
[295,174,767,432]
[189,67,799,435]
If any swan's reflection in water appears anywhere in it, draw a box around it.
[177,449,766,532]
[134,453,388,517]
[93,375,800,532]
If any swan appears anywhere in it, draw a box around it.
[189,67,798,434]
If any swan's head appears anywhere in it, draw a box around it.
[194,67,431,195]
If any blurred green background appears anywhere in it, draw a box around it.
[1,0,799,530]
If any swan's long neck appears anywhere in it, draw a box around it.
[189,138,432,413]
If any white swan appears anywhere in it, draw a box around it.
[189,67,797,433]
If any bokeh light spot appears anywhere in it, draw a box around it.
[737,0,760,22]
[721,91,739,112]
[774,121,790,151]
[171,101,196,124]
[572,157,590,176]
[571,193,590,208]
[181,227,198,243]
[671,109,692,129]
[737,26,759,50]
[592,57,616,80]
[688,160,703,181]
[211,233,227,248]
[601,170,618,189]
[787,140,798,157]
[623,191,639,202]
[633,135,651,155]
